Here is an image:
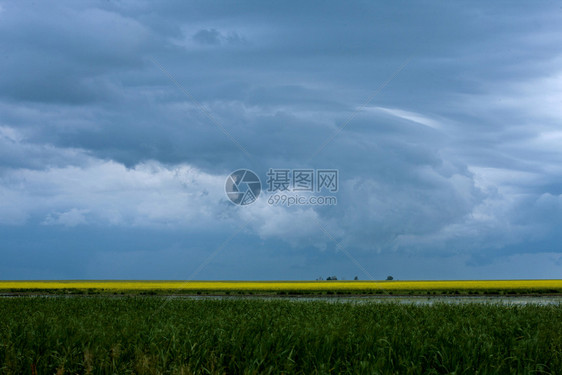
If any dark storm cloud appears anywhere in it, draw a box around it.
[0,3,154,104]
[1,1,562,279]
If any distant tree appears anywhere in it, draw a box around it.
[354,276,359,280]
[386,275,394,281]
[326,276,338,281]
[316,276,323,281]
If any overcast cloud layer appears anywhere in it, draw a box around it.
[1,1,562,280]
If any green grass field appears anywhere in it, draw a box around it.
[1,297,561,374]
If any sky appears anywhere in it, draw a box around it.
[1,1,562,280]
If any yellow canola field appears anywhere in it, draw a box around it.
[1,280,562,291]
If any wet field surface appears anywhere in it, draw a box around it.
[2,293,561,305]
[174,295,562,305]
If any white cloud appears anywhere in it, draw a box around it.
[43,208,89,227]
[0,125,23,142]
[238,199,331,248]
[0,151,229,228]
[369,107,442,129]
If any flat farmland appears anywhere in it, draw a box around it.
[2,282,562,373]
[1,297,561,374]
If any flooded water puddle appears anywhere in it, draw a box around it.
[166,295,562,305]
[2,294,561,305]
